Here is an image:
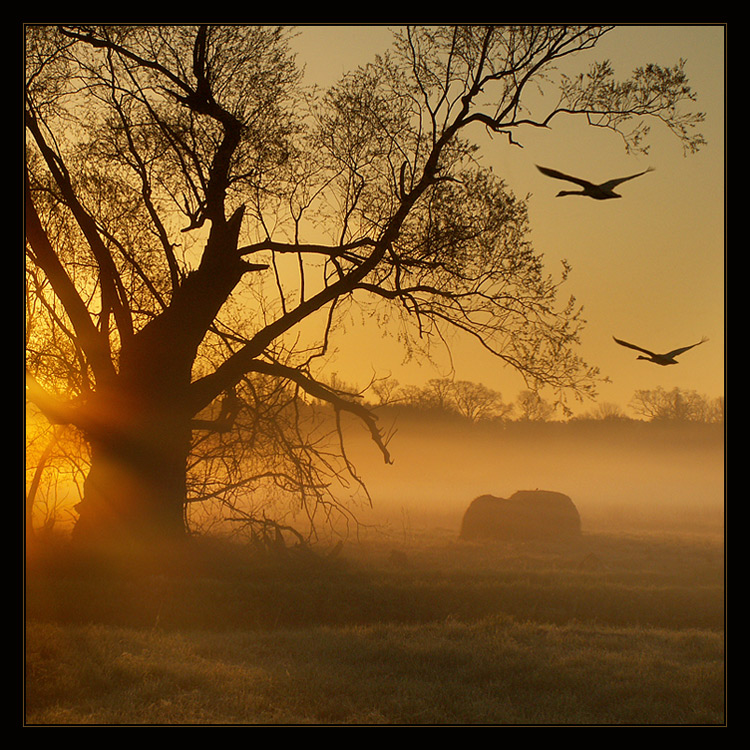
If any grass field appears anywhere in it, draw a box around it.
[24,526,725,726]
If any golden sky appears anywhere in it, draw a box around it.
[292,24,725,413]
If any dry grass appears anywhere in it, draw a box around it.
[24,529,724,725]
[25,617,723,725]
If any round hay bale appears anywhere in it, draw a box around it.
[459,489,581,541]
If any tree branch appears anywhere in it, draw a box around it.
[246,360,392,464]
[25,105,135,342]
[25,174,118,385]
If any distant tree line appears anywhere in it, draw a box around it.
[327,374,724,425]
[575,388,723,424]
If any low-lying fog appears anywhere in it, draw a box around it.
[341,413,725,538]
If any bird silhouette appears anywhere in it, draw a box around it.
[536,165,654,199]
[612,336,708,366]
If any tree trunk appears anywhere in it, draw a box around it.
[71,384,193,553]
[26,433,56,551]
[68,217,247,554]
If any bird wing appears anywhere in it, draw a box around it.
[536,165,595,189]
[664,337,708,359]
[600,168,654,191]
[613,337,656,357]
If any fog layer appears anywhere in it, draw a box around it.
[344,414,724,537]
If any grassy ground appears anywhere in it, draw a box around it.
[24,528,725,726]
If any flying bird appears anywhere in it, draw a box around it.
[536,165,654,199]
[612,336,708,366]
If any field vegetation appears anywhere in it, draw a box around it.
[25,440,725,726]
[26,414,725,725]
[25,529,725,725]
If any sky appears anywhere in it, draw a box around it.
[291,24,725,414]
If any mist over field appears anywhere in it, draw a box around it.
[341,413,724,540]
[26,407,725,726]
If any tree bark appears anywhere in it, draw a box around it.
[70,307,206,549]
[72,393,192,549]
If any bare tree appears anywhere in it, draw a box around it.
[389,377,512,421]
[629,387,723,423]
[422,379,460,412]
[515,389,556,422]
[25,407,90,546]
[577,401,629,421]
[25,24,705,551]
[369,376,402,407]
[450,380,512,422]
